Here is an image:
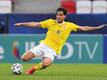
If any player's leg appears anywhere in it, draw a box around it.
[21,44,41,61]
[33,57,53,70]
[41,57,52,69]
[25,43,57,74]
[25,52,56,75]
[21,51,36,61]
[25,57,53,74]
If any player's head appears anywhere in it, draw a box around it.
[56,8,67,23]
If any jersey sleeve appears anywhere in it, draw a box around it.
[40,19,52,29]
[70,23,79,31]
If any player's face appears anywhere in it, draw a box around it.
[56,11,66,23]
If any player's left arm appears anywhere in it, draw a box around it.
[78,24,105,31]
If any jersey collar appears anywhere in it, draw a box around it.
[56,20,65,25]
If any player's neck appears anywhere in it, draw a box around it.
[56,20,65,24]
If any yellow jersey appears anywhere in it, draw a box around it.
[40,19,79,54]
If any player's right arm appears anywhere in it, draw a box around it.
[14,22,41,28]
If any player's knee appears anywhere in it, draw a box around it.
[21,56,28,61]
[42,60,52,67]
[21,51,35,61]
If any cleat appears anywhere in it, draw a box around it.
[25,66,36,74]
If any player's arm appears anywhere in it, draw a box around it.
[78,24,105,31]
[14,22,41,28]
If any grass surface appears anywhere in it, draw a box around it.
[0,63,107,80]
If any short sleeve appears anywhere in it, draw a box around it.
[40,19,52,29]
[73,24,79,31]
[70,23,79,31]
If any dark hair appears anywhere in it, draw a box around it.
[56,8,67,15]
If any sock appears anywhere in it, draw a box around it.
[33,63,43,70]
[33,63,48,70]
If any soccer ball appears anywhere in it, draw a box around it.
[11,63,23,75]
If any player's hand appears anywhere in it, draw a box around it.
[97,24,106,29]
[14,23,23,26]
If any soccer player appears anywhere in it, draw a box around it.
[15,8,105,74]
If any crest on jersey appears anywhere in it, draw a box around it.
[56,30,61,35]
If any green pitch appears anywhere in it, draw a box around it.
[0,63,107,80]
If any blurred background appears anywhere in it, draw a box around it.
[1,0,107,80]
[0,0,107,63]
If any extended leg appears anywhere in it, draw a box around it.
[21,51,36,61]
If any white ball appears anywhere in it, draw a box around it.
[11,63,23,75]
